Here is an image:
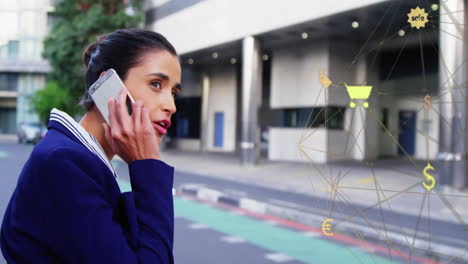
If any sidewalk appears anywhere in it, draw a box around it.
[0,134,16,144]
[162,149,468,223]
[161,149,468,262]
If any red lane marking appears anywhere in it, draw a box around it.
[176,191,442,264]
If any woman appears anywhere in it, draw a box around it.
[0,29,180,263]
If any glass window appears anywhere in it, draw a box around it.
[0,73,19,91]
[282,106,346,129]
[47,13,56,33]
[0,107,17,134]
[7,40,19,58]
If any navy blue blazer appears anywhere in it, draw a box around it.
[1,111,175,263]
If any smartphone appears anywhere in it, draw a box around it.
[89,68,135,125]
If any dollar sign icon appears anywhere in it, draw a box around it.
[424,95,432,110]
[422,162,436,191]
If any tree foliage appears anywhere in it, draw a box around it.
[31,81,73,123]
[34,0,143,121]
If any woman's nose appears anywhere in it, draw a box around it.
[160,90,176,115]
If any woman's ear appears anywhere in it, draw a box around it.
[99,71,106,78]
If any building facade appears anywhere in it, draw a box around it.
[0,0,52,134]
[145,0,466,185]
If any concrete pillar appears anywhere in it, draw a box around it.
[200,73,210,152]
[438,0,467,188]
[240,36,262,166]
[349,56,368,161]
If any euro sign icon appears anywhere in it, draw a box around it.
[321,218,334,236]
[422,162,436,191]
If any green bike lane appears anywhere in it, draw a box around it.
[118,179,403,264]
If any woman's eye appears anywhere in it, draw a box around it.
[150,81,161,90]
[172,91,178,98]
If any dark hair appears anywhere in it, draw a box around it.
[80,29,178,111]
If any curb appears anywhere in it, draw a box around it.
[178,185,468,263]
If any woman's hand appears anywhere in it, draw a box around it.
[102,87,160,163]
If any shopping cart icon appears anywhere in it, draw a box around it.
[344,83,373,108]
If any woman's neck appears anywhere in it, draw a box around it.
[79,106,115,161]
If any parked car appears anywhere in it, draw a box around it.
[17,122,47,144]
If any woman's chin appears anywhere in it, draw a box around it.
[155,132,163,144]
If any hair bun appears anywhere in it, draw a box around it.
[82,43,98,67]
[82,34,108,67]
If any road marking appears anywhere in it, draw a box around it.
[302,231,321,238]
[198,188,222,202]
[264,219,278,226]
[220,235,246,244]
[181,183,207,189]
[230,210,246,216]
[175,197,395,264]
[0,151,8,158]
[239,197,266,214]
[265,253,294,262]
[354,177,379,184]
[188,223,208,230]
[350,246,377,254]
